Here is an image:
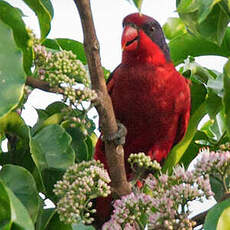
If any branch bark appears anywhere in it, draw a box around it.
[73,0,131,196]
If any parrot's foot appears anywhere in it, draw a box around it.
[102,121,127,145]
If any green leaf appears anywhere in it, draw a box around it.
[33,113,63,135]
[46,212,72,230]
[162,102,207,173]
[210,176,226,202]
[30,125,75,172]
[163,17,187,40]
[45,102,68,116]
[0,165,40,223]
[30,125,75,198]
[0,1,32,74]
[204,198,230,230]
[72,223,95,230]
[177,0,230,45]
[133,0,143,11]
[206,89,222,119]
[190,81,207,115]
[62,121,89,162]
[169,27,230,65]
[126,0,143,11]
[0,181,11,229]
[0,20,25,118]
[207,73,224,97]
[0,112,29,140]
[36,208,55,230]
[46,213,96,230]
[179,131,205,168]
[40,0,54,19]
[223,60,230,138]
[0,112,37,173]
[42,38,87,64]
[177,0,200,13]
[217,206,230,230]
[22,0,53,39]
[6,187,34,230]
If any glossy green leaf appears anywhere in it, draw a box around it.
[36,208,55,230]
[0,112,28,140]
[206,89,222,119]
[163,102,207,173]
[169,27,230,65]
[7,187,34,230]
[72,223,95,230]
[0,181,11,229]
[0,112,37,176]
[42,38,87,64]
[0,165,39,223]
[30,125,75,198]
[22,0,52,39]
[133,0,143,11]
[179,131,205,168]
[0,1,32,74]
[217,206,230,230]
[62,121,89,162]
[163,17,187,40]
[46,213,72,230]
[177,0,229,45]
[46,213,95,230]
[30,124,75,172]
[0,20,25,118]
[210,111,226,141]
[223,60,230,138]
[190,82,207,115]
[45,102,68,116]
[204,198,230,230]
[207,73,224,97]
[40,0,54,19]
[210,176,226,202]
[33,113,63,135]
[126,0,143,11]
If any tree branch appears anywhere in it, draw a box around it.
[73,0,131,196]
[26,76,62,93]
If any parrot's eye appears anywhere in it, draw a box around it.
[150,27,155,32]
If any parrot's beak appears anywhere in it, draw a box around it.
[121,25,139,51]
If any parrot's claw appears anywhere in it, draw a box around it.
[102,121,127,145]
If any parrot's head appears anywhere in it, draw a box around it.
[121,13,170,65]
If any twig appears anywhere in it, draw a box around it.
[73,0,131,196]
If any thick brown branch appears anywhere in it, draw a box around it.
[73,0,131,196]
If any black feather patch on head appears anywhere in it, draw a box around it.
[141,20,170,62]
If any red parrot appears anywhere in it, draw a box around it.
[94,13,191,224]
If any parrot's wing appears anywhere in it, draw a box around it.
[106,64,121,95]
[173,100,190,145]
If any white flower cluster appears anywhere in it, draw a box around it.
[33,45,97,105]
[53,160,111,224]
[128,152,161,172]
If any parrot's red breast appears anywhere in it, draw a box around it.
[94,12,191,223]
